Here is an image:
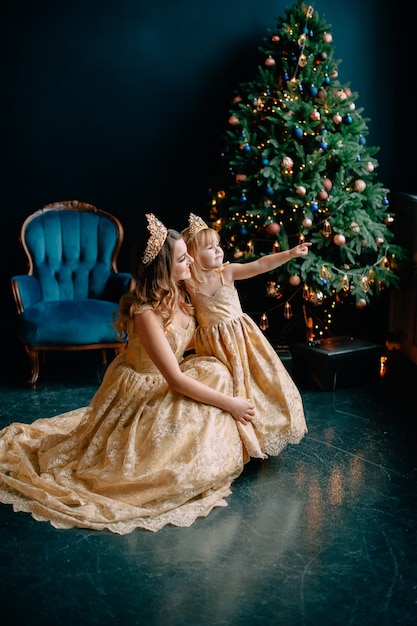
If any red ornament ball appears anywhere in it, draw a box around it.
[265,222,280,236]
[317,190,328,201]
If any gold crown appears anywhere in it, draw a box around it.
[187,213,209,238]
[142,213,168,265]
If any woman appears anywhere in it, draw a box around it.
[0,214,254,534]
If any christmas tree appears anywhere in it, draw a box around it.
[207,0,406,344]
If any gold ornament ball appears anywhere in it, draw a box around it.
[333,233,346,246]
[384,215,394,224]
[282,156,294,171]
[289,275,301,286]
[375,237,384,247]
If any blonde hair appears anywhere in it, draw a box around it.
[182,225,222,291]
[115,228,193,338]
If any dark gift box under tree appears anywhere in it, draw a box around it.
[291,336,382,391]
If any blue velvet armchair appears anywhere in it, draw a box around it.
[11,200,135,388]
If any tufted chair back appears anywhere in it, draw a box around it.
[11,201,134,388]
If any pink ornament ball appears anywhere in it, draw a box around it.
[233,250,243,259]
[317,190,328,201]
[323,178,332,191]
[265,222,280,235]
[296,185,306,196]
[353,179,366,192]
[333,114,342,124]
[265,56,276,67]
[323,32,333,43]
[302,217,312,228]
[289,275,301,286]
[356,298,367,309]
[228,115,240,126]
[333,233,346,246]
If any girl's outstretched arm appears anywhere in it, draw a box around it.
[223,242,312,282]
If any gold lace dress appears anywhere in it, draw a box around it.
[191,278,308,459]
[0,306,247,534]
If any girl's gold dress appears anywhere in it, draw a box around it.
[191,278,308,458]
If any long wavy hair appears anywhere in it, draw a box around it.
[115,226,193,338]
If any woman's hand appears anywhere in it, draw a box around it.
[229,397,255,425]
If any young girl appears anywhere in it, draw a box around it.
[182,213,311,458]
[0,214,256,534]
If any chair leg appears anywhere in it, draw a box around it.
[100,349,108,365]
[26,348,40,389]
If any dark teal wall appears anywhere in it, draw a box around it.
[2,0,409,328]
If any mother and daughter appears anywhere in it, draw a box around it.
[0,212,310,534]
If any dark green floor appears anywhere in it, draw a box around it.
[1,349,416,626]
